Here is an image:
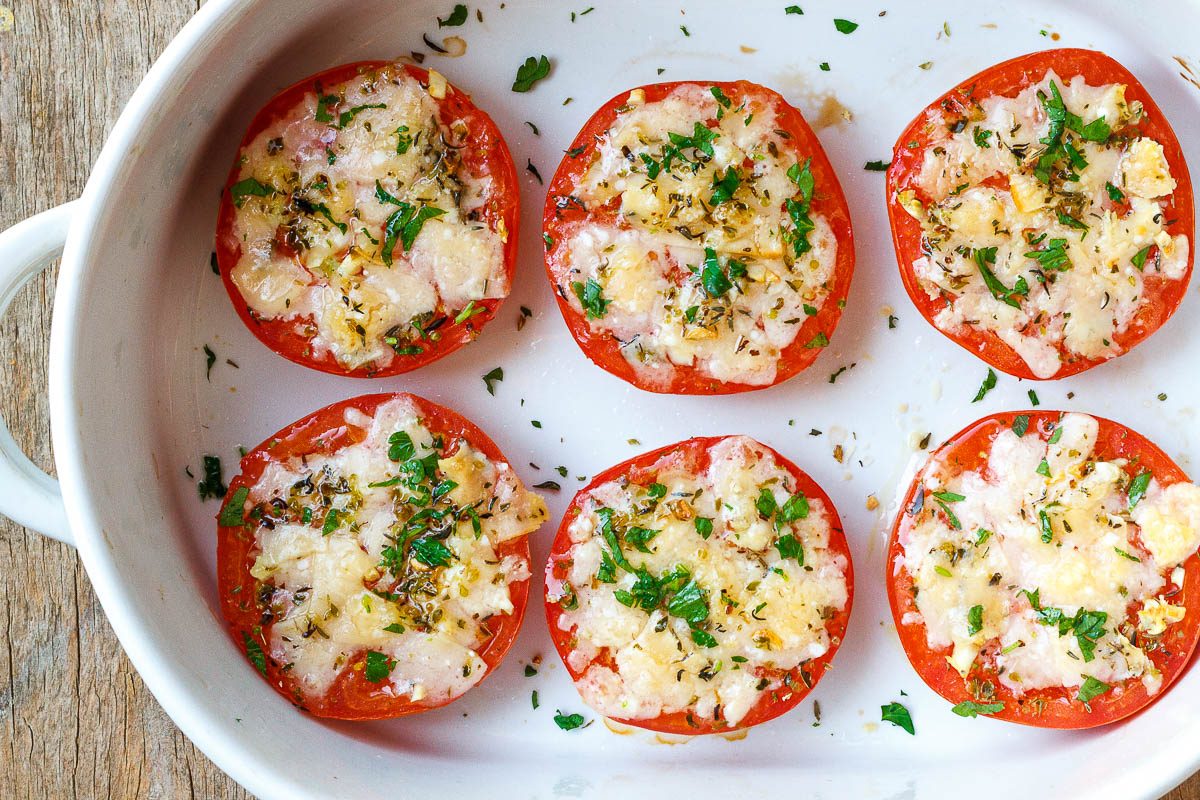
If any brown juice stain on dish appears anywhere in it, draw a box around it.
[771,71,854,129]
[1175,56,1200,92]
[602,718,635,735]
[653,733,690,746]
[604,717,748,742]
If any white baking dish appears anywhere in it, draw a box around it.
[2,0,1199,797]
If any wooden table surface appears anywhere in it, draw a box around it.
[0,2,1197,798]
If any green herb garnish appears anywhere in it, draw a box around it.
[881,702,914,734]
[512,55,552,92]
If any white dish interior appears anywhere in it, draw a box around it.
[50,0,1200,797]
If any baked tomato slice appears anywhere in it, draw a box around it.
[215,62,519,377]
[217,393,548,719]
[888,410,1200,728]
[545,435,853,734]
[886,49,1193,380]
[543,81,854,394]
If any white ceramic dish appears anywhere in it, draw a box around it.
[2,1,1199,797]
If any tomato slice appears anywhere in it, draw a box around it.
[217,393,537,719]
[887,410,1200,728]
[543,81,855,394]
[215,62,519,377]
[544,436,854,734]
[886,48,1194,380]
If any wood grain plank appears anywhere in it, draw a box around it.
[0,1,248,797]
[0,2,1197,799]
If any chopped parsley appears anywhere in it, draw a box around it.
[1025,237,1071,272]
[217,486,249,527]
[1132,245,1152,270]
[974,246,1029,308]
[230,177,272,208]
[1011,414,1030,437]
[1056,211,1089,232]
[833,18,858,33]
[699,247,745,298]
[337,103,386,130]
[951,700,1004,718]
[1021,588,1107,662]
[1034,80,1112,184]
[571,278,611,319]
[364,650,396,683]
[411,537,454,568]
[203,344,217,380]
[972,368,998,403]
[388,431,416,461]
[668,121,718,157]
[708,166,741,205]
[381,203,447,265]
[512,55,552,92]
[966,604,983,636]
[243,633,267,676]
[710,85,732,111]
[1076,675,1111,704]
[880,702,914,734]
[784,158,817,258]
[1038,508,1053,542]
[482,367,504,395]
[553,710,587,730]
[775,533,804,563]
[437,3,468,26]
[863,160,890,171]
[197,455,227,500]
[1128,470,1152,509]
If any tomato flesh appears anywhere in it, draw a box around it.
[215,62,519,378]
[886,49,1194,380]
[544,436,854,734]
[217,393,530,720]
[887,410,1200,728]
[543,81,855,395]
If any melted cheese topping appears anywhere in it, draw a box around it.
[899,72,1190,378]
[897,413,1200,698]
[546,436,850,726]
[552,84,839,387]
[245,398,547,705]
[228,65,508,371]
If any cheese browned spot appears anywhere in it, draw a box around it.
[552,85,839,387]
[546,436,850,726]
[897,413,1200,697]
[898,72,1190,378]
[245,397,547,705]
[228,64,508,371]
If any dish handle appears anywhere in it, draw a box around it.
[0,201,77,545]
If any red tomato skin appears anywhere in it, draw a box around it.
[217,393,531,720]
[544,436,855,734]
[887,410,1200,729]
[543,81,855,395]
[215,62,520,378]
[886,49,1194,380]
